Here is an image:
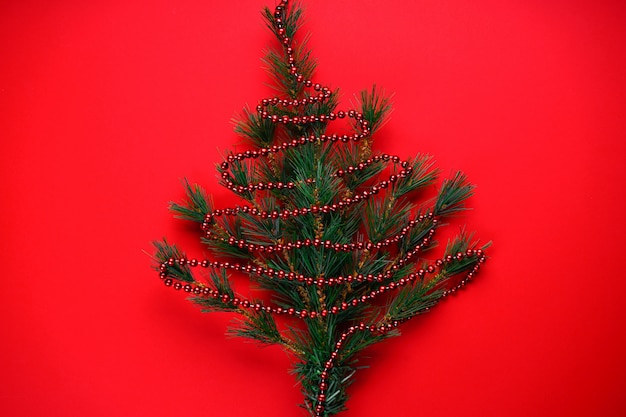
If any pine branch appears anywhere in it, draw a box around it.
[190,268,239,313]
[434,171,474,216]
[292,317,356,416]
[233,105,276,148]
[218,158,256,200]
[364,196,411,243]
[439,231,490,277]
[357,85,392,134]
[263,2,304,41]
[153,240,194,283]
[392,154,438,198]
[229,308,288,347]
[169,179,211,223]
[386,280,440,322]
[263,3,315,98]
[334,143,385,191]
[262,38,317,98]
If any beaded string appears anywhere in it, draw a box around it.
[211,153,413,229]
[160,250,485,319]
[165,213,436,287]
[159,1,487,415]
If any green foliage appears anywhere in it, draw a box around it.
[228,308,284,346]
[358,85,393,134]
[440,231,490,277]
[153,240,194,283]
[155,2,488,417]
[233,106,276,148]
[191,268,239,313]
[434,171,474,216]
[169,179,211,223]
[262,36,316,98]
[386,280,441,322]
[393,154,438,197]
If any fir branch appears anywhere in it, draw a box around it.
[262,44,316,97]
[169,179,211,223]
[229,308,287,347]
[357,85,392,134]
[153,240,195,283]
[263,1,304,41]
[392,154,438,198]
[386,280,441,322]
[398,212,437,254]
[364,196,411,243]
[335,143,385,191]
[439,231,490,276]
[434,171,475,216]
[218,158,255,200]
[233,105,276,148]
[188,268,239,313]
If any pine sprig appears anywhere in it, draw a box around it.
[169,179,211,223]
[262,3,315,98]
[334,143,386,191]
[434,171,475,216]
[392,154,438,198]
[364,196,411,243]
[262,42,316,97]
[305,92,339,138]
[233,105,276,148]
[357,85,393,134]
[386,280,441,322]
[263,2,304,41]
[200,216,252,260]
[218,158,256,200]
[439,231,490,277]
[191,269,239,313]
[239,210,284,245]
[398,212,437,254]
[228,308,285,346]
[153,240,194,283]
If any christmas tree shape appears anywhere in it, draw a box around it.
[154,1,488,416]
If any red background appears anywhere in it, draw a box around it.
[2,0,625,416]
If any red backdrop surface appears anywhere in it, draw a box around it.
[1,1,625,416]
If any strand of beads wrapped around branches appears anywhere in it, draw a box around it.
[157,1,487,416]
